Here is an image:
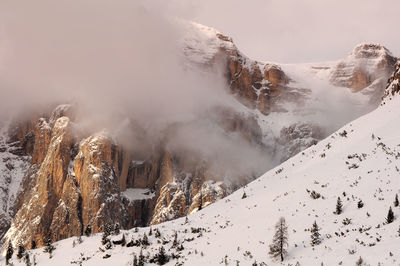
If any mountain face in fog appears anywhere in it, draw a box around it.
[0,1,397,250]
[5,58,400,266]
[0,19,396,250]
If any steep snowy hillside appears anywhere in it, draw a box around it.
[4,65,400,265]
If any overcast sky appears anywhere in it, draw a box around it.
[176,0,399,63]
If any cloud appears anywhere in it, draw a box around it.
[0,0,275,180]
[186,0,400,63]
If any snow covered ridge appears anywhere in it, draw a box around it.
[3,67,400,265]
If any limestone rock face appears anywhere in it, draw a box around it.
[183,22,296,115]
[3,113,153,248]
[0,122,31,241]
[382,62,400,103]
[7,118,37,156]
[73,132,135,233]
[188,181,226,214]
[5,116,74,247]
[330,43,397,98]
[150,183,187,225]
[278,123,324,162]
[31,118,51,165]
[226,55,292,115]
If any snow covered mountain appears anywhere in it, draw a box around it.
[182,22,397,162]
[3,59,399,266]
[0,21,398,260]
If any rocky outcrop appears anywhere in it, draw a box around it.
[330,43,397,99]
[31,118,51,165]
[188,181,226,214]
[3,114,153,248]
[183,22,300,115]
[0,122,31,242]
[382,62,400,104]
[150,183,187,225]
[278,123,324,162]
[6,118,37,156]
[2,104,234,249]
[5,117,75,247]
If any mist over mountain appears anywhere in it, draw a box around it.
[0,1,399,265]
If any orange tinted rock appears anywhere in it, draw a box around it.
[31,118,51,165]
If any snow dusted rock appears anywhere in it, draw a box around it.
[188,180,226,213]
[183,22,294,115]
[31,118,51,165]
[278,123,324,162]
[4,116,75,247]
[0,122,30,241]
[6,117,37,156]
[150,182,187,225]
[14,57,400,266]
[382,61,400,103]
[330,43,397,102]
[48,104,74,129]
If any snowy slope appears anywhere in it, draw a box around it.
[0,121,30,240]
[3,67,400,266]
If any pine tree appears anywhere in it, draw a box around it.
[335,197,343,214]
[133,254,138,266]
[387,206,395,223]
[6,243,14,265]
[242,191,247,199]
[17,243,25,260]
[113,223,120,235]
[355,256,364,266]
[269,217,288,262]
[121,234,126,246]
[310,221,322,246]
[138,248,145,266]
[394,194,399,207]
[172,231,179,248]
[84,225,92,237]
[198,194,203,211]
[141,233,149,246]
[155,228,161,238]
[101,223,112,245]
[357,199,364,209]
[156,246,168,265]
[43,235,55,258]
[149,227,153,236]
[31,240,37,250]
[24,253,31,266]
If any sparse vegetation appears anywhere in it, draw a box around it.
[387,206,395,223]
[310,221,321,246]
[269,217,288,262]
[335,197,343,215]
[6,243,14,265]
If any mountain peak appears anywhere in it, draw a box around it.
[350,43,393,60]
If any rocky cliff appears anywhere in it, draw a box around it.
[1,102,261,248]
[330,43,397,103]
[1,22,398,250]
